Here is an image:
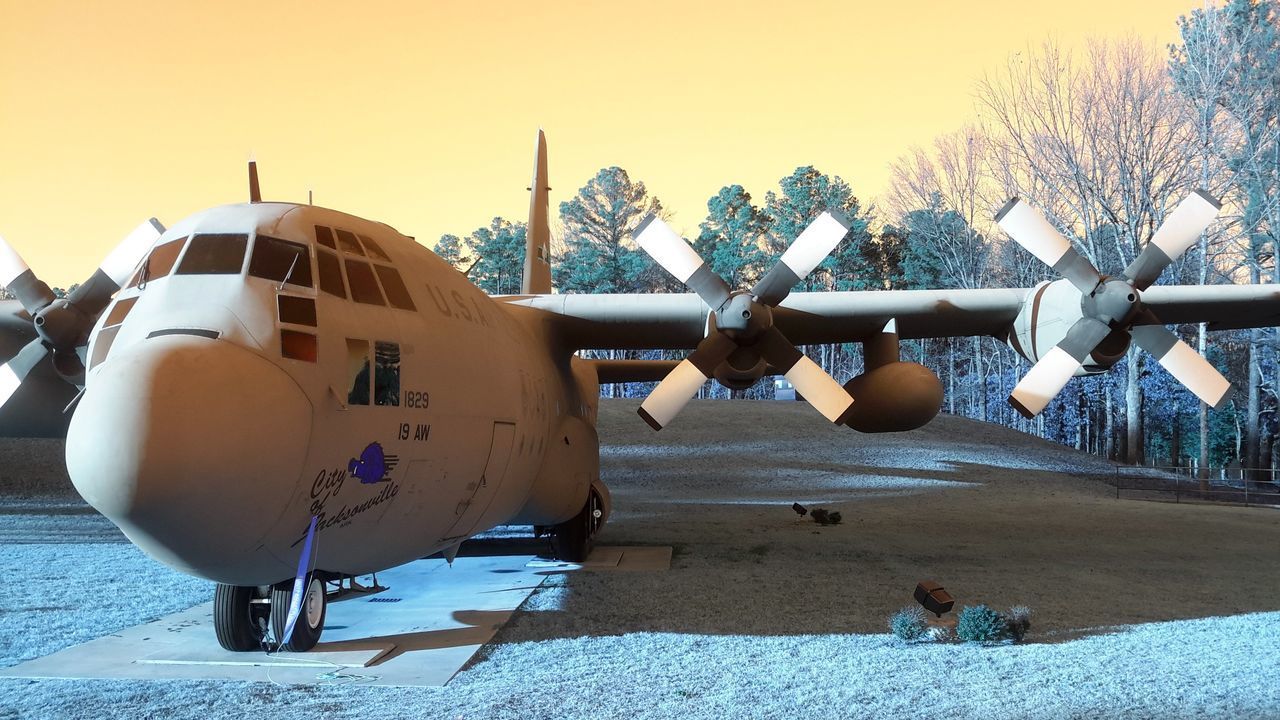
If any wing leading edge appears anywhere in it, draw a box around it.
[507,283,1280,352]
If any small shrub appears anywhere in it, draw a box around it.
[889,605,928,642]
[1006,605,1032,641]
[956,604,1009,643]
[809,508,842,525]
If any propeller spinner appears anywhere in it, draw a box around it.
[0,219,164,409]
[995,191,1229,418]
[632,211,857,430]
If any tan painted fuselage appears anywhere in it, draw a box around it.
[67,202,599,586]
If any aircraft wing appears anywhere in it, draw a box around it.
[508,283,1280,352]
[1136,284,1280,330]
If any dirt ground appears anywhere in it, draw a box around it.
[568,399,1280,637]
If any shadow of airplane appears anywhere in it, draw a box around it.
[311,609,515,666]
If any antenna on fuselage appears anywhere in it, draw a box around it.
[248,157,262,203]
[308,189,313,206]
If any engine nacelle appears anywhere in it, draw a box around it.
[842,362,943,433]
[1007,279,1128,374]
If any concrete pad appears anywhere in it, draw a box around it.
[0,546,669,688]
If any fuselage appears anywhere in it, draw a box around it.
[67,202,597,585]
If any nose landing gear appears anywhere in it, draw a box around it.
[271,576,327,652]
[213,583,270,651]
[213,577,327,653]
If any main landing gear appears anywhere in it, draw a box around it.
[549,487,605,563]
[213,577,327,652]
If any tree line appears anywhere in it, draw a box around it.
[434,1,1278,475]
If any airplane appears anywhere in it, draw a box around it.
[1,130,1277,654]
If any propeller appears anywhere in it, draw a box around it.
[995,191,1229,418]
[0,219,164,410]
[632,211,857,430]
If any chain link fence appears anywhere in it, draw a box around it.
[1108,465,1280,507]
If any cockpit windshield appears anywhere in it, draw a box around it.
[176,234,248,275]
[127,236,186,289]
[249,235,313,288]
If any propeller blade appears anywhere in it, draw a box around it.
[1131,323,1232,410]
[755,327,855,424]
[994,197,1101,294]
[1008,317,1112,419]
[0,339,50,410]
[1123,190,1221,291]
[52,349,86,386]
[101,218,165,288]
[637,333,736,431]
[66,218,165,318]
[752,210,851,306]
[633,214,731,310]
[0,234,57,316]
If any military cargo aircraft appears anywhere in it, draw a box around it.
[1,130,1277,652]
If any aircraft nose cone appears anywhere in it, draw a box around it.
[67,335,312,580]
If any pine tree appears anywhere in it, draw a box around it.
[432,234,473,273]
[693,185,771,288]
[555,167,662,294]
[763,166,875,292]
[468,218,526,295]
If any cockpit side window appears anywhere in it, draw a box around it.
[281,329,318,362]
[278,296,317,326]
[127,237,187,288]
[346,339,371,406]
[374,341,400,406]
[103,297,138,327]
[334,229,365,256]
[316,248,347,298]
[344,259,386,306]
[89,296,140,370]
[176,234,248,275]
[249,235,313,288]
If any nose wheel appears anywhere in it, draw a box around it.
[271,576,327,652]
[213,584,270,651]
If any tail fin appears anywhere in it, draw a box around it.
[522,129,552,294]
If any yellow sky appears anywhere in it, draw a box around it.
[0,0,1195,287]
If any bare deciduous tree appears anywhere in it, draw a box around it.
[977,37,1201,464]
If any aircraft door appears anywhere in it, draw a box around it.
[444,421,515,539]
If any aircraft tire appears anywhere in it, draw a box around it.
[550,489,600,563]
[270,576,326,652]
[214,584,265,652]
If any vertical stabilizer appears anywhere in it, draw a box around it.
[523,129,552,294]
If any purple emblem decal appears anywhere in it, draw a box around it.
[348,442,399,484]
